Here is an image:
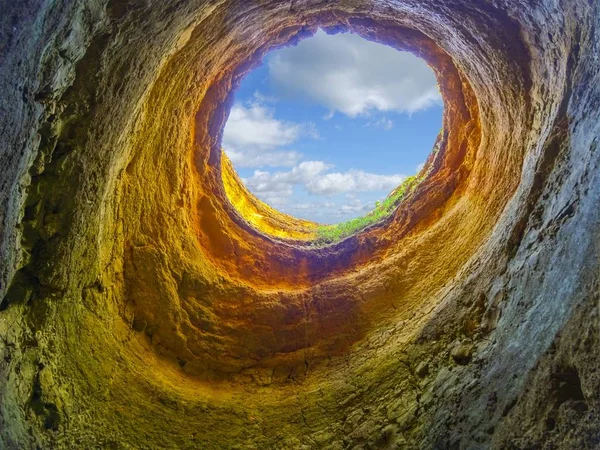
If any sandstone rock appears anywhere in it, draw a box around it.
[451,342,475,365]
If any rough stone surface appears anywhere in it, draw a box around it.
[0,0,599,449]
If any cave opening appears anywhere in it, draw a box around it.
[2,1,597,448]
[220,29,443,244]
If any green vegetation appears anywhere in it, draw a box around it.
[314,129,443,245]
[315,175,420,244]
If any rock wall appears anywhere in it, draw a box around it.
[0,0,598,449]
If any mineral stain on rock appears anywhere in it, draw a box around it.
[0,1,599,449]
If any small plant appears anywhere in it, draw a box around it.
[314,175,420,244]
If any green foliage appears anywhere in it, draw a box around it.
[315,175,419,244]
[313,128,444,245]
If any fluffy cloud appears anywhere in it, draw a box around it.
[306,170,404,196]
[340,198,368,213]
[222,102,316,168]
[268,30,442,117]
[279,199,371,220]
[225,148,301,168]
[243,161,330,199]
[243,161,405,203]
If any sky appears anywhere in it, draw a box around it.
[222,30,443,224]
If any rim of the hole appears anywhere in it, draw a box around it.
[216,27,449,247]
[189,15,480,262]
[184,12,480,288]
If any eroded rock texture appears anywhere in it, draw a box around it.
[0,0,599,449]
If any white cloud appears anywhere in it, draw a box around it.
[243,161,405,205]
[243,161,330,200]
[222,102,317,168]
[268,30,442,118]
[226,147,301,168]
[278,197,379,224]
[340,198,365,213]
[223,103,298,149]
[273,198,375,222]
[306,170,404,196]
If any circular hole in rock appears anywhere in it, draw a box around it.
[220,29,443,244]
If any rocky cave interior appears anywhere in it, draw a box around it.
[0,1,599,449]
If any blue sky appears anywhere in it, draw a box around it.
[222,30,443,224]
